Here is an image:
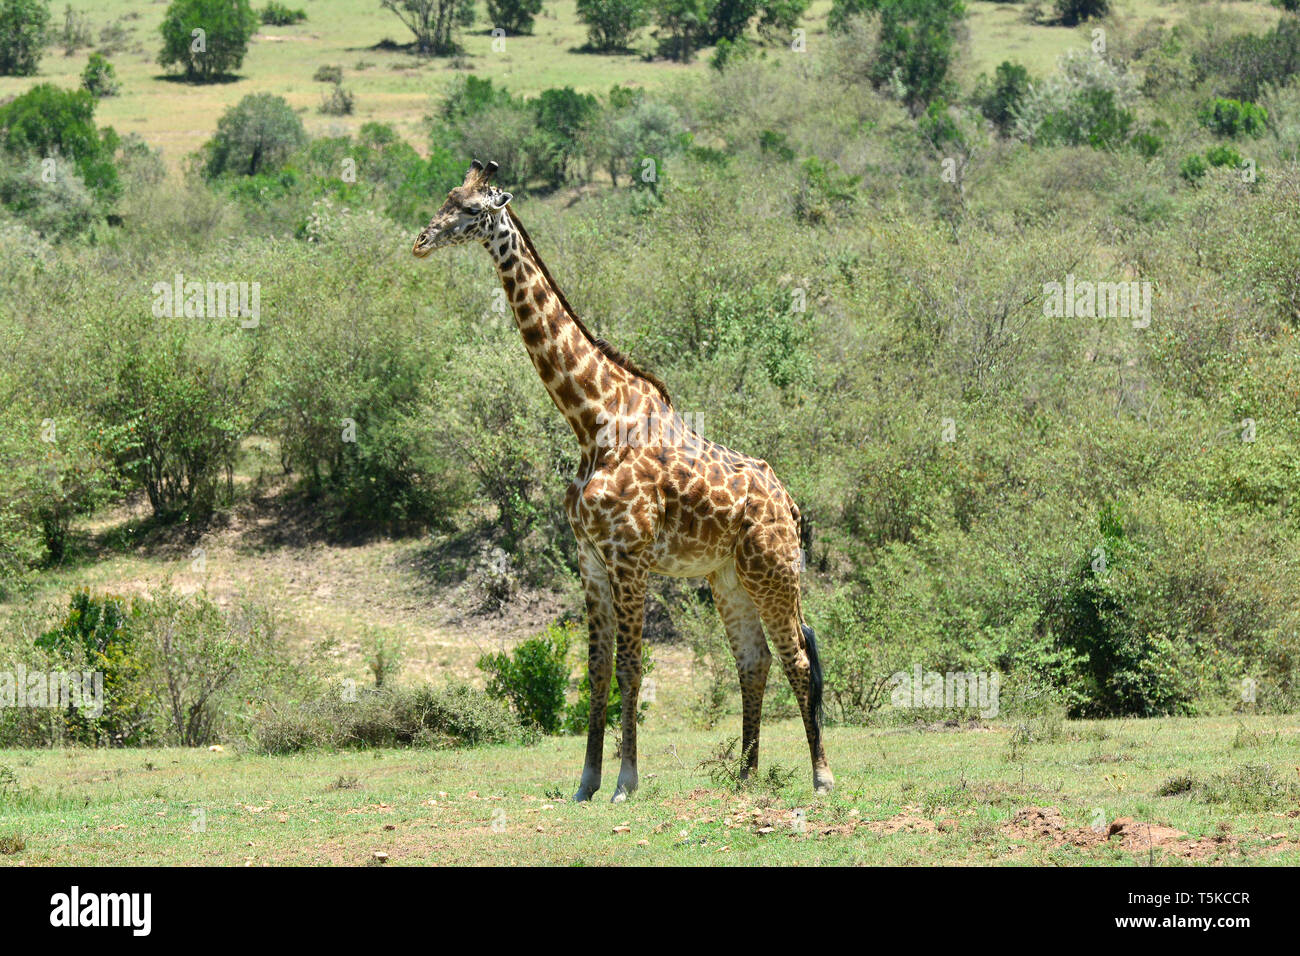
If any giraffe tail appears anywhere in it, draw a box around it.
[801,622,825,742]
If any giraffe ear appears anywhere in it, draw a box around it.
[488,191,513,210]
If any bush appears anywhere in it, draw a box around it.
[576,0,650,51]
[134,588,284,746]
[0,0,50,76]
[1205,144,1243,169]
[0,154,100,240]
[319,82,355,116]
[864,0,967,115]
[202,93,306,178]
[158,0,259,81]
[531,87,599,185]
[654,0,709,62]
[487,0,543,33]
[974,60,1031,135]
[31,590,153,746]
[1198,98,1268,138]
[1055,0,1108,27]
[254,683,524,753]
[259,1,306,24]
[312,64,343,83]
[1179,152,1208,183]
[479,623,573,732]
[0,84,120,198]
[80,53,121,98]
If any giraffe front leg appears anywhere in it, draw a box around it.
[574,544,615,802]
[609,558,649,803]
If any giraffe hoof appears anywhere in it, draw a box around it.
[814,770,834,794]
[611,788,631,804]
[572,789,596,802]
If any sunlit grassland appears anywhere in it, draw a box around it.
[2,715,1298,865]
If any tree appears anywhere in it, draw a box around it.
[379,0,475,56]
[81,53,121,98]
[202,93,306,177]
[487,0,543,34]
[654,0,709,62]
[862,0,966,116]
[0,0,51,76]
[0,84,120,197]
[575,0,650,51]
[158,0,259,81]
[1055,0,1108,27]
[974,60,1030,135]
[531,86,598,185]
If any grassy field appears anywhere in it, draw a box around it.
[2,715,1299,865]
[0,0,1284,167]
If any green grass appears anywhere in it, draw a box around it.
[0,0,1283,168]
[3,715,1298,865]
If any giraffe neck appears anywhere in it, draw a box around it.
[483,209,656,462]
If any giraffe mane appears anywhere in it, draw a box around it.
[506,206,672,408]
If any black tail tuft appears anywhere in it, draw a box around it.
[802,623,824,745]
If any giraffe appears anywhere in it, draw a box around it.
[413,160,833,801]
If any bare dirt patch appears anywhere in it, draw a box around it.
[1001,805,1299,861]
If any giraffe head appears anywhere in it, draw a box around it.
[412,159,514,257]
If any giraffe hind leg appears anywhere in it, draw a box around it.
[735,535,833,794]
[708,560,772,778]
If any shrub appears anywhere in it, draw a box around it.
[0,154,100,240]
[479,623,573,732]
[1198,98,1268,138]
[259,1,306,24]
[0,84,120,197]
[1205,144,1243,169]
[134,589,284,746]
[33,590,154,746]
[0,0,51,76]
[487,0,543,34]
[158,0,259,81]
[1179,152,1208,183]
[531,87,599,185]
[93,319,251,519]
[653,0,709,62]
[1055,0,1108,27]
[202,93,306,178]
[826,0,967,113]
[312,63,343,83]
[586,89,687,187]
[80,53,121,98]
[254,683,523,752]
[576,0,650,51]
[974,60,1031,135]
[320,82,355,116]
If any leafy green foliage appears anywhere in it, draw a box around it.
[158,0,259,81]
[1198,98,1268,138]
[479,623,573,732]
[487,0,543,34]
[0,84,119,197]
[576,0,650,50]
[80,53,120,98]
[202,93,306,178]
[259,1,306,24]
[0,0,50,76]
